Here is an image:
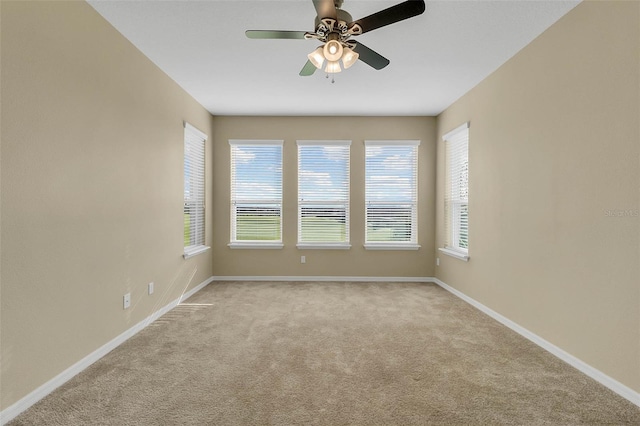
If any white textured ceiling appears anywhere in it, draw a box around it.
[87,0,580,116]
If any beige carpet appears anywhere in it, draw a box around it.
[9,281,640,425]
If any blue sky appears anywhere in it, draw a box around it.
[299,145,349,203]
[365,146,417,204]
[232,144,416,203]
[233,145,282,202]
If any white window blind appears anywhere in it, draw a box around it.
[443,123,469,255]
[229,140,283,246]
[297,140,351,248]
[184,122,208,257]
[365,140,420,249]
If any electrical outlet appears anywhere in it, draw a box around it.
[301,256,306,264]
[148,282,154,295]
[123,293,131,309]
[436,258,440,266]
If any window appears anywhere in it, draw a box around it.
[183,122,209,258]
[229,140,283,248]
[364,140,420,250]
[297,140,351,249]
[441,122,469,261]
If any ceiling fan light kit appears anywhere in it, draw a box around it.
[341,47,358,69]
[325,60,342,74]
[307,47,326,69]
[323,38,343,61]
[246,0,426,81]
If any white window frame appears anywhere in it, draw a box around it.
[229,140,284,249]
[183,122,210,259]
[440,122,470,261]
[364,140,421,250]
[297,140,351,250]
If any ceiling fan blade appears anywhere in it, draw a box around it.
[348,0,425,35]
[352,42,390,70]
[300,60,318,76]
[245,30,307,40]
[312,0,337,20]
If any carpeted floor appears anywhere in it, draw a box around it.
[9,281,640,425]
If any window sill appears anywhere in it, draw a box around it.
[228,242,284,249]
[297,243,351,250]
[183,245,210,259]
[439,247,469,261]
[364,243,421,251]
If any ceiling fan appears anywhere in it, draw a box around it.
[246,0,426,79]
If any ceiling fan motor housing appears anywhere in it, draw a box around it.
[314,8,353,37]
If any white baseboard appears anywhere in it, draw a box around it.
[0,276,214,425]
[212,276,432,283]
[431,277,640,408]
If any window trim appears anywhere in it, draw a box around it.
[183,122,210,259]
[296,140,351,249]
[297,244,352,250]
[365,243,420,251]
[228,242,284,250]
[229,139,284,248]
[442,122,470,260]
[364,140,421,250]
[438,247,469,261]
[184,245,210,259]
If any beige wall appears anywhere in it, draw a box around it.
[1,1,214,409]
[3,0,636,415]
[436,0,639,392]
[212,116,436,278]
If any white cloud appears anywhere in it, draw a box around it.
[299,169,348,201]
[236,182,279,200]
[366,146,384,157]
[321,146,348,161]
[382,154,413,170]
[233,147,256,164]
[299,170,332,187]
